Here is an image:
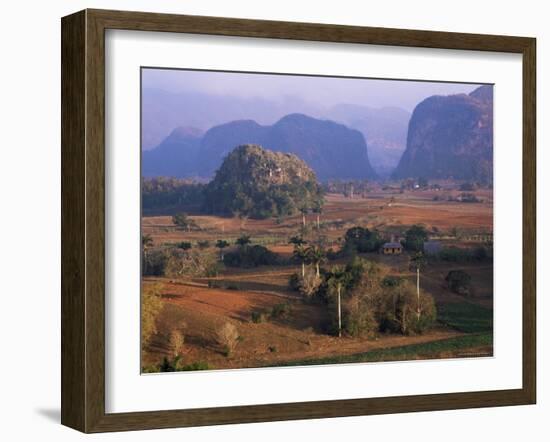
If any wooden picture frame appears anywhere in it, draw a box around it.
[61,8,536,433]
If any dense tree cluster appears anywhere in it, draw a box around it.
[223,235,280,268]
[142,177,205,214]
[142,240,220,278]
[290,257,437,337]
[342,226,384,255]
[403,224,429,252]
[203,144,324,219]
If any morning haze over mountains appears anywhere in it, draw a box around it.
[142,69,493,181]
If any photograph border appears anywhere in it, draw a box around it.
[61,8,536,433]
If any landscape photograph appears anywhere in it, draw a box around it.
[140,68,494,373]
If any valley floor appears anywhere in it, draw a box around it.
[142,190,494,371]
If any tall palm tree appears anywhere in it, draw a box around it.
[299,206,309,227]
[293,244,309,278]
[409,252,427,320]
[307,245,327,278]
[328,266,347,338]
[312,200,323,229]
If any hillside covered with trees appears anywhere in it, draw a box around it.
[203,144,324,219]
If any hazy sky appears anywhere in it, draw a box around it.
[142,68,484,112]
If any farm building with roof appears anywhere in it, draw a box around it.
[381,242,403,255]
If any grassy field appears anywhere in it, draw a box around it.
[142,189,494,371]
[437,301,493,333]
[273,333,493,367]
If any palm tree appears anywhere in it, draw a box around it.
[409,252,427,320]
[299,206,309,227]
[215,239,229,261]
[312,200,323,229]
[307,245,327,278]
[327,266,347,338]
[293,244,309,278]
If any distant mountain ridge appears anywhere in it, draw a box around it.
[141,88,411,176]
[324,104,411,176]
[143,113,378,181]
[142,127,203,178]
[392,85,493,182]
[141,88,322,150]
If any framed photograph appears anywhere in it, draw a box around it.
[61,9,536,433]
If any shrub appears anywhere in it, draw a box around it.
[142,364,160,374]
[270,302,292,320]
[157,356,212,372]
[288,273,301,291]
[141,284,163,346]
[179,361,211,371]
[297,268,323,299]
[159,357,176,372]
[445,270,472,296]
[165,249,221,277]
[379,281,437,335]
[251,311,267,323]
[343,295,378,337]
[216,322,240,356]
[168,328,185,357]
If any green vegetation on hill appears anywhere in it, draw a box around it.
[203,144,324,219]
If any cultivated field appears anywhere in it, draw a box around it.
[142,189,494,371]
